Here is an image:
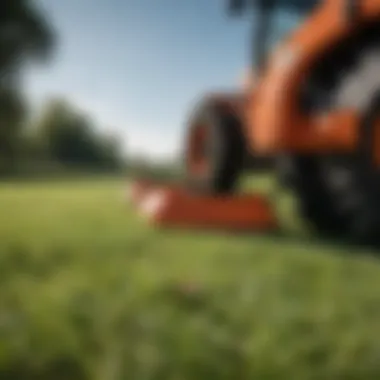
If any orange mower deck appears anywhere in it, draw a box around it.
[127,179,279,233]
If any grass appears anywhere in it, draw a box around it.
[1,176,380,379]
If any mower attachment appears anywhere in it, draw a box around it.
[127,179,278,233]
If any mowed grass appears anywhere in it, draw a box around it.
[1,177,380,379]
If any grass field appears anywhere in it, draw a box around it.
[2,177,380,379]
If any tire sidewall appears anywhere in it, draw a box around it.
[183,98,244,194]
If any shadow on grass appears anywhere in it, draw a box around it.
[158,223,380,260]
[252,230,380,257]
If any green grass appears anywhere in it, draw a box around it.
[1,177,380,379]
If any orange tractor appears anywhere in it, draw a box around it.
[181,0,380,245]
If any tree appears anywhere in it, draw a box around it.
[32,97,123,171]
[0,0,55,77]
[0,0,55,174]
[0,88,26,173]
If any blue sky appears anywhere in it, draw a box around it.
[25,0,301,159]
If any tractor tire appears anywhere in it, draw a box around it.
[279,28,380,246]
[183,98,245,194]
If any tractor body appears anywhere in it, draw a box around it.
[246,0,365,155]
[184,0,380,244]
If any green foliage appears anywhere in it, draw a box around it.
[30,97,123,171]
[0,0,55,72]
[1,178,380,379]
[0,0,55,175]
[0,0,126,179]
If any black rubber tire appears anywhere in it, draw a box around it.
[275,23,380,246]
[350,92,380,244]
[277,154,350,238]
[183,99,245,194]
[279,92,380,246]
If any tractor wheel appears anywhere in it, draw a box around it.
[183,99,245,194]
[279,33,380,246]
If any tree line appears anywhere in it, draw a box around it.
[15,97,125,177]
[0,0,125,178]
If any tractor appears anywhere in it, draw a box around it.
[182,0,380,245]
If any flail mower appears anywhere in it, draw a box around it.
[131,0,380,246]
